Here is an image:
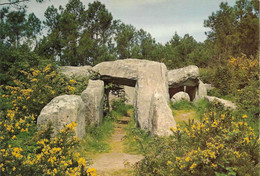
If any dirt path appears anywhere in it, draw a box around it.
[90,117,143,176]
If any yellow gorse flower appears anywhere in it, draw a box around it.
[242,114,247,119]
[190,163,197,170]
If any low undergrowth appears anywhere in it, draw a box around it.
[123,112,152,155]
[77,119,115,157]
[135,101,260,176]
[170,99,210,125]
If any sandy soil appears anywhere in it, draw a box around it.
[90,117,143,176]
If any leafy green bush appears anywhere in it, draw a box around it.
[136,102,259,176]
[234,80,260,132]
[0,64,88,119]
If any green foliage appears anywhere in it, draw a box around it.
[41,0,116,66]
[204,0,259,61]
[235,79,260,128]
[0,9,41,47]
[110,100,132,118]
[195,99,211,119]
[170,100,196,111]
[136,102,260,176]
[200,54,259,122]
[0,64,88,119]
[200,65,232,96]
[161,33,209,69]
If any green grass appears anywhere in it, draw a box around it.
[109,100,133,120]
[170,100,196,111]
[75,100,134,158]
[123,110,152,155]
[170,99,210,126]
[76,118,114,158]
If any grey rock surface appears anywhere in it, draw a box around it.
[60,65,92,78]
[81,80,104,125]
[205,96,237,109]
[168,65,199,88]
[37,95,86,138]
[93,59,139,87]
[193,80,208,102]
[124,86,135,105]
[150,93,176,136]
[171,91,190,103]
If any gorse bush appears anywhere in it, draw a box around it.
[0,64,88,119]
[0,64,95,175]
[200,54,259,122]
[1,121,96,176]
[200,54,258,96]
[136,102,259,176]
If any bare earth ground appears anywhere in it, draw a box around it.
[90,117,143,176]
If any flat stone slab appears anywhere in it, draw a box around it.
[168,65,199,88]
[205,96,237,110]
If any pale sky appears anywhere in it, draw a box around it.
[2,0,236,44]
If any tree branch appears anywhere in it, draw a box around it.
[0,0,30,6]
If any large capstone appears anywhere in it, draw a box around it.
[93,59,139,87]
[37,95,86,138]
[168,65,199,88]
[81,80,104,125]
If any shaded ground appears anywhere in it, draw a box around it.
[90,117,143,176]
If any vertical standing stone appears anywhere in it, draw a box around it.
[81,80,104,125]
[150,93,176,136]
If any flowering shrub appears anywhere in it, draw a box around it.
[200,54,259,122]
[136,102,259,176]
[0,121,96,176]
[200,54,258,96]
[0,64,94,175]
[228,54,258,92]
[1,64,88,119]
